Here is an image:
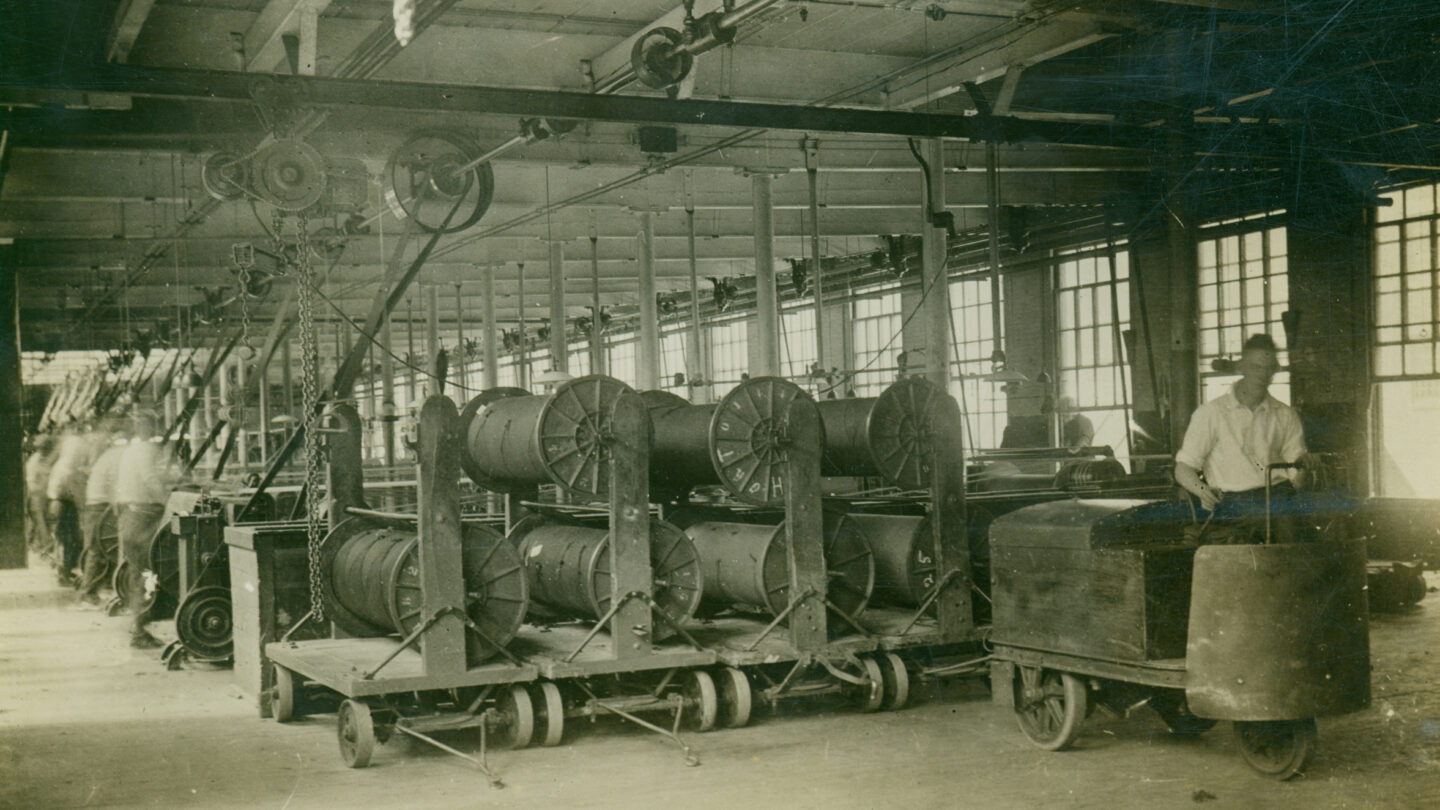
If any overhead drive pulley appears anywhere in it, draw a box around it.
[386,129,495,233]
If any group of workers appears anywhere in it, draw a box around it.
[23,409,176,648]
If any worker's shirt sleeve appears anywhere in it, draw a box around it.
[1174,404,1215,473]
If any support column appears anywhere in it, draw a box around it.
[548,240,568,376]
[636,211,660,390]
[589,234,605,376]
[256,354,270,464]
[751,173,780,377]
[686,204,709,403]
[426,283,441,395]
[924,139,952,391]
[381,313,396,470]
[804,139,826,373]
[281,339,294,417]
[0,257,24,568]
[235,358,249,469]
[454,282,465,394]
[482,266,499,390]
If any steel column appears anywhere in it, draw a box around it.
[925,139,952,390]
[589,235,605,375]
[548,240,567,376]
[0,256,23,568]
[752,172,780,377]
[636,211,659,390]
[454,282,465,393]
[426,283,440,395]
[686,206,708,403]
[482,265,499,390]
[381,312,396,469]
[985,143,1004,368]
[805,140,826,373]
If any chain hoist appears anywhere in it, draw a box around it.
[285,210,327,623]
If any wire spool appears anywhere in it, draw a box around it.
[817,378,949,489]
[676,510,874,620]
[386,129,495,233]
[644,377,817,506]
[1053,458,1127,488]
[461,376,634,498]
[846,514,936,609]
[508,514,703,635]
[319,517,528,666]
[251,139,326,211]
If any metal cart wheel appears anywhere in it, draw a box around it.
[1151,691,1218,737]
[1014,666,1087,751]
[273,666,301,723]
[530,681,566,747]
[682,670,718,732]
[858,657,886,713]
[877,653,910,711]
[337,700,377,769]
[492,684,535,749]
[1234,719,1317,780]
[715,667,752,728]
[174,586,234,662]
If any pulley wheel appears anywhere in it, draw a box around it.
[459,387,530,492]
[174,586,234,661]
[709,377,816,506]
[631,27,694,89]
[386,129,495,233]
[869,377,948,489]
[201,151,248,201]
[252,139,326,212]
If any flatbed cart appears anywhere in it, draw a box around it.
[988,475,1370,780]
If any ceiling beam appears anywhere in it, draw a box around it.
[105,0,158,65]
[244,0,332,74]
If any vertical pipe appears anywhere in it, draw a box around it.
[924,139,952,391]
[985,143,1004,367]
[752,173,779,377]
[548,240,567,376]
[256,352,270,464]
[381,313,396,470]
[206,354,222,468]
[454,282,465,394]
[589,235,605,375]
[806,149,826,373]
[516,262,528,390]
[686,207,707,403]
[426,283,440,395]
[637,211,660,390]
[482,265,499,390]
[235,358,248,469]
[0,258,24,568]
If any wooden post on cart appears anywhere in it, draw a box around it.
[325,404,369,531]
[929,392,972,638]
[608,391,654,659]
[782,395,828,651]
[415,396,468,677]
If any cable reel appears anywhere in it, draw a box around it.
[385,129,495,234]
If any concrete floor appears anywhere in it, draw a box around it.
[1,563,1438,810]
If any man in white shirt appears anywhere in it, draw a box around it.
[1174,334,1307,543]
[23,435,56,556]
[46,425,95,586]
[114,410,174,648]
[78,423,126,605]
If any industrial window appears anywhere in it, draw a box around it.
[1056,244,1133,461]
[496,358,518,389]
[850,285,901,397]
[781,306,818,382]
[606,338,637,389]
[949,276,1007,451]
[707,319,748,397]
[567,342,591,377]
[1372,184,1440,496]
[1197,212,1291,404]
[659,329,688,390]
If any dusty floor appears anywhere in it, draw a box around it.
[1,563,1438,810]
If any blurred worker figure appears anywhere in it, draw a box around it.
[47,423,95,586]
[1057,397,1095,453]
[114,410,174,648]
[78,420,128,606]
[23,434,57,557]
[1174,334,1307,544]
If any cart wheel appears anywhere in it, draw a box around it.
[1234,718,1317,780]
[858,656,885,713]
[337,700,376,769]
[1014,666,1086,751]
[492,684,535,749]
[530,681,565,746]
[1151,691,1218,737]
[682,670,718,732]
[878,653,909,711]
[273,666,302,723]
[716,667,752,728]
[161,641,185,671]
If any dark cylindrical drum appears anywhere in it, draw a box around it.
[1186,540,1370,721]
[816,378,951,489]
[320,517,529,665]
[508,515,703,631]
[680,511,873,619]
[643,391,722,492]
[847,513,935,608]
[462,375,633,497]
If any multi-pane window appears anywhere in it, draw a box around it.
[1197,213,1291,403]
[606,338,637,388]
[1056,245,1133,460]
[851,285,901,397]
[1372,184,1440,496]
[949,276,1006,450]
[781,307,818,381]
[707,319,748,397]
[660,329,688,389]
[567,342,592,377]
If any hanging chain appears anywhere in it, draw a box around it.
[292,211,326,623]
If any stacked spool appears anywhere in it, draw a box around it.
[319,517,528,665]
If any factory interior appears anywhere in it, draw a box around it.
[2,1,1439,808]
